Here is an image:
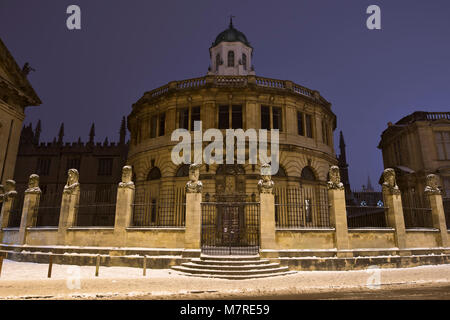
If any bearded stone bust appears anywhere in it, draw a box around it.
[258,163,274,194]
[381,168,400,195]
[119,166,135,189]
[3,180,17,201]
[424,174,441,195]
[25,174,41,194]
[185,163,203,193]
[63,169,80,195]
[327,166,344,190]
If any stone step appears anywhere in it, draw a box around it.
[200,255,260,261]
[173,271,297,280]
[191,258,271,266]
[181,262,280,270]
[172,265,290,276]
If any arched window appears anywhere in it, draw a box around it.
[175,164,190,177]
[227,51,234,67]
[215,54,220,71]
[242,53,247,70]
[147,167,161,181]
[300,166,316,181]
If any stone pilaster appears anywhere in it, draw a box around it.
[381,168,408,255]
[58,169,80,245]
[258,163,277,258]
[327,166,352,257]
[18,174,42,245]
[424,174,449,250]
[328,188,352,257]
[183,164,202,256]
[114,166,135,247]
[0,180,17,239]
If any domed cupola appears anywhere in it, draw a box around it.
[208,17,255,76]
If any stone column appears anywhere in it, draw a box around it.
[114,166,135,247]
[183,164,202,257]
[258,164,277,258]
[327,166,352,258]
[0,181,17,239]
[381,168,409,255]
[58,169,80,245]
[424,174,449,250]
[18,175,41,245]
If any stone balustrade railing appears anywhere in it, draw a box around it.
[139,75,323,105]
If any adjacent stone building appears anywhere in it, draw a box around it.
[0,38,41,186]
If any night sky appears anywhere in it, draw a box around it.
[1,0,449,191]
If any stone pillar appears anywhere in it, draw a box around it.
[424,174,449,250]
[0,181,17,239]
[58,169,80,245]
[381,168,409,255]
[114,166,135,247]
[18,175,41,245]
[258,163,277,258]
[327,166,352,258]
[183,164,202,256]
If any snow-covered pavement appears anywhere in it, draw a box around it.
[0,260,449,299]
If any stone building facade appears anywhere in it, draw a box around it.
[0,38,41,186]
[127,21,337,221]
[378,112,450,203]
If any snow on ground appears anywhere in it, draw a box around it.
[0,260,449,299]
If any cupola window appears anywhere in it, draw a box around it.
[228,51,235,67]
[215,54,220,71]
[242,53,247,70]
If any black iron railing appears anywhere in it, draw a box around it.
[7,193,24,228]
[347,206,388,228]
[35,192,61,227]
[274,187,330,228]
[75,185,117,227]
[442,197,449,230]
[402,192,433,228]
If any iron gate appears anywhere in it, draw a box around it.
[201,202,260,255]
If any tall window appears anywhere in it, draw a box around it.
[178,106,200,131]
[191,106,201,131]
[305,114,313,138]
[261,105,282,131]
[394,140,403,165]
[219,105,229,129]
[215,54,220,71]
[159,113,165,137]
[98,158,113,176]
[66,158,81,171]
[297,112,304,136]
[228,51,234,67]
[242,53,247,70]
[322,120,329,145]
[219,105,243,129]
[37,158,51,176]
[150,115,157,138]
[272,107,282,131]
[261,106,270,130]
[179,108,189,130]
[232,105,243,129]
[435,131,450,160]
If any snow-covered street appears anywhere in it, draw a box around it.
[0,260,449,299]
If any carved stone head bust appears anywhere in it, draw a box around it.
[327,166,344,190]
[425,174,441,195]
[64,169,80,194]
[382,168,400,195]
[28,174,39,189]
[258,163,274,194]
[5,180,16,193]
[25,174,41,194]
[186,163,203,193]
[119,165,135,190]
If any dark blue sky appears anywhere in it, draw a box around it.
[1,0,449,190]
